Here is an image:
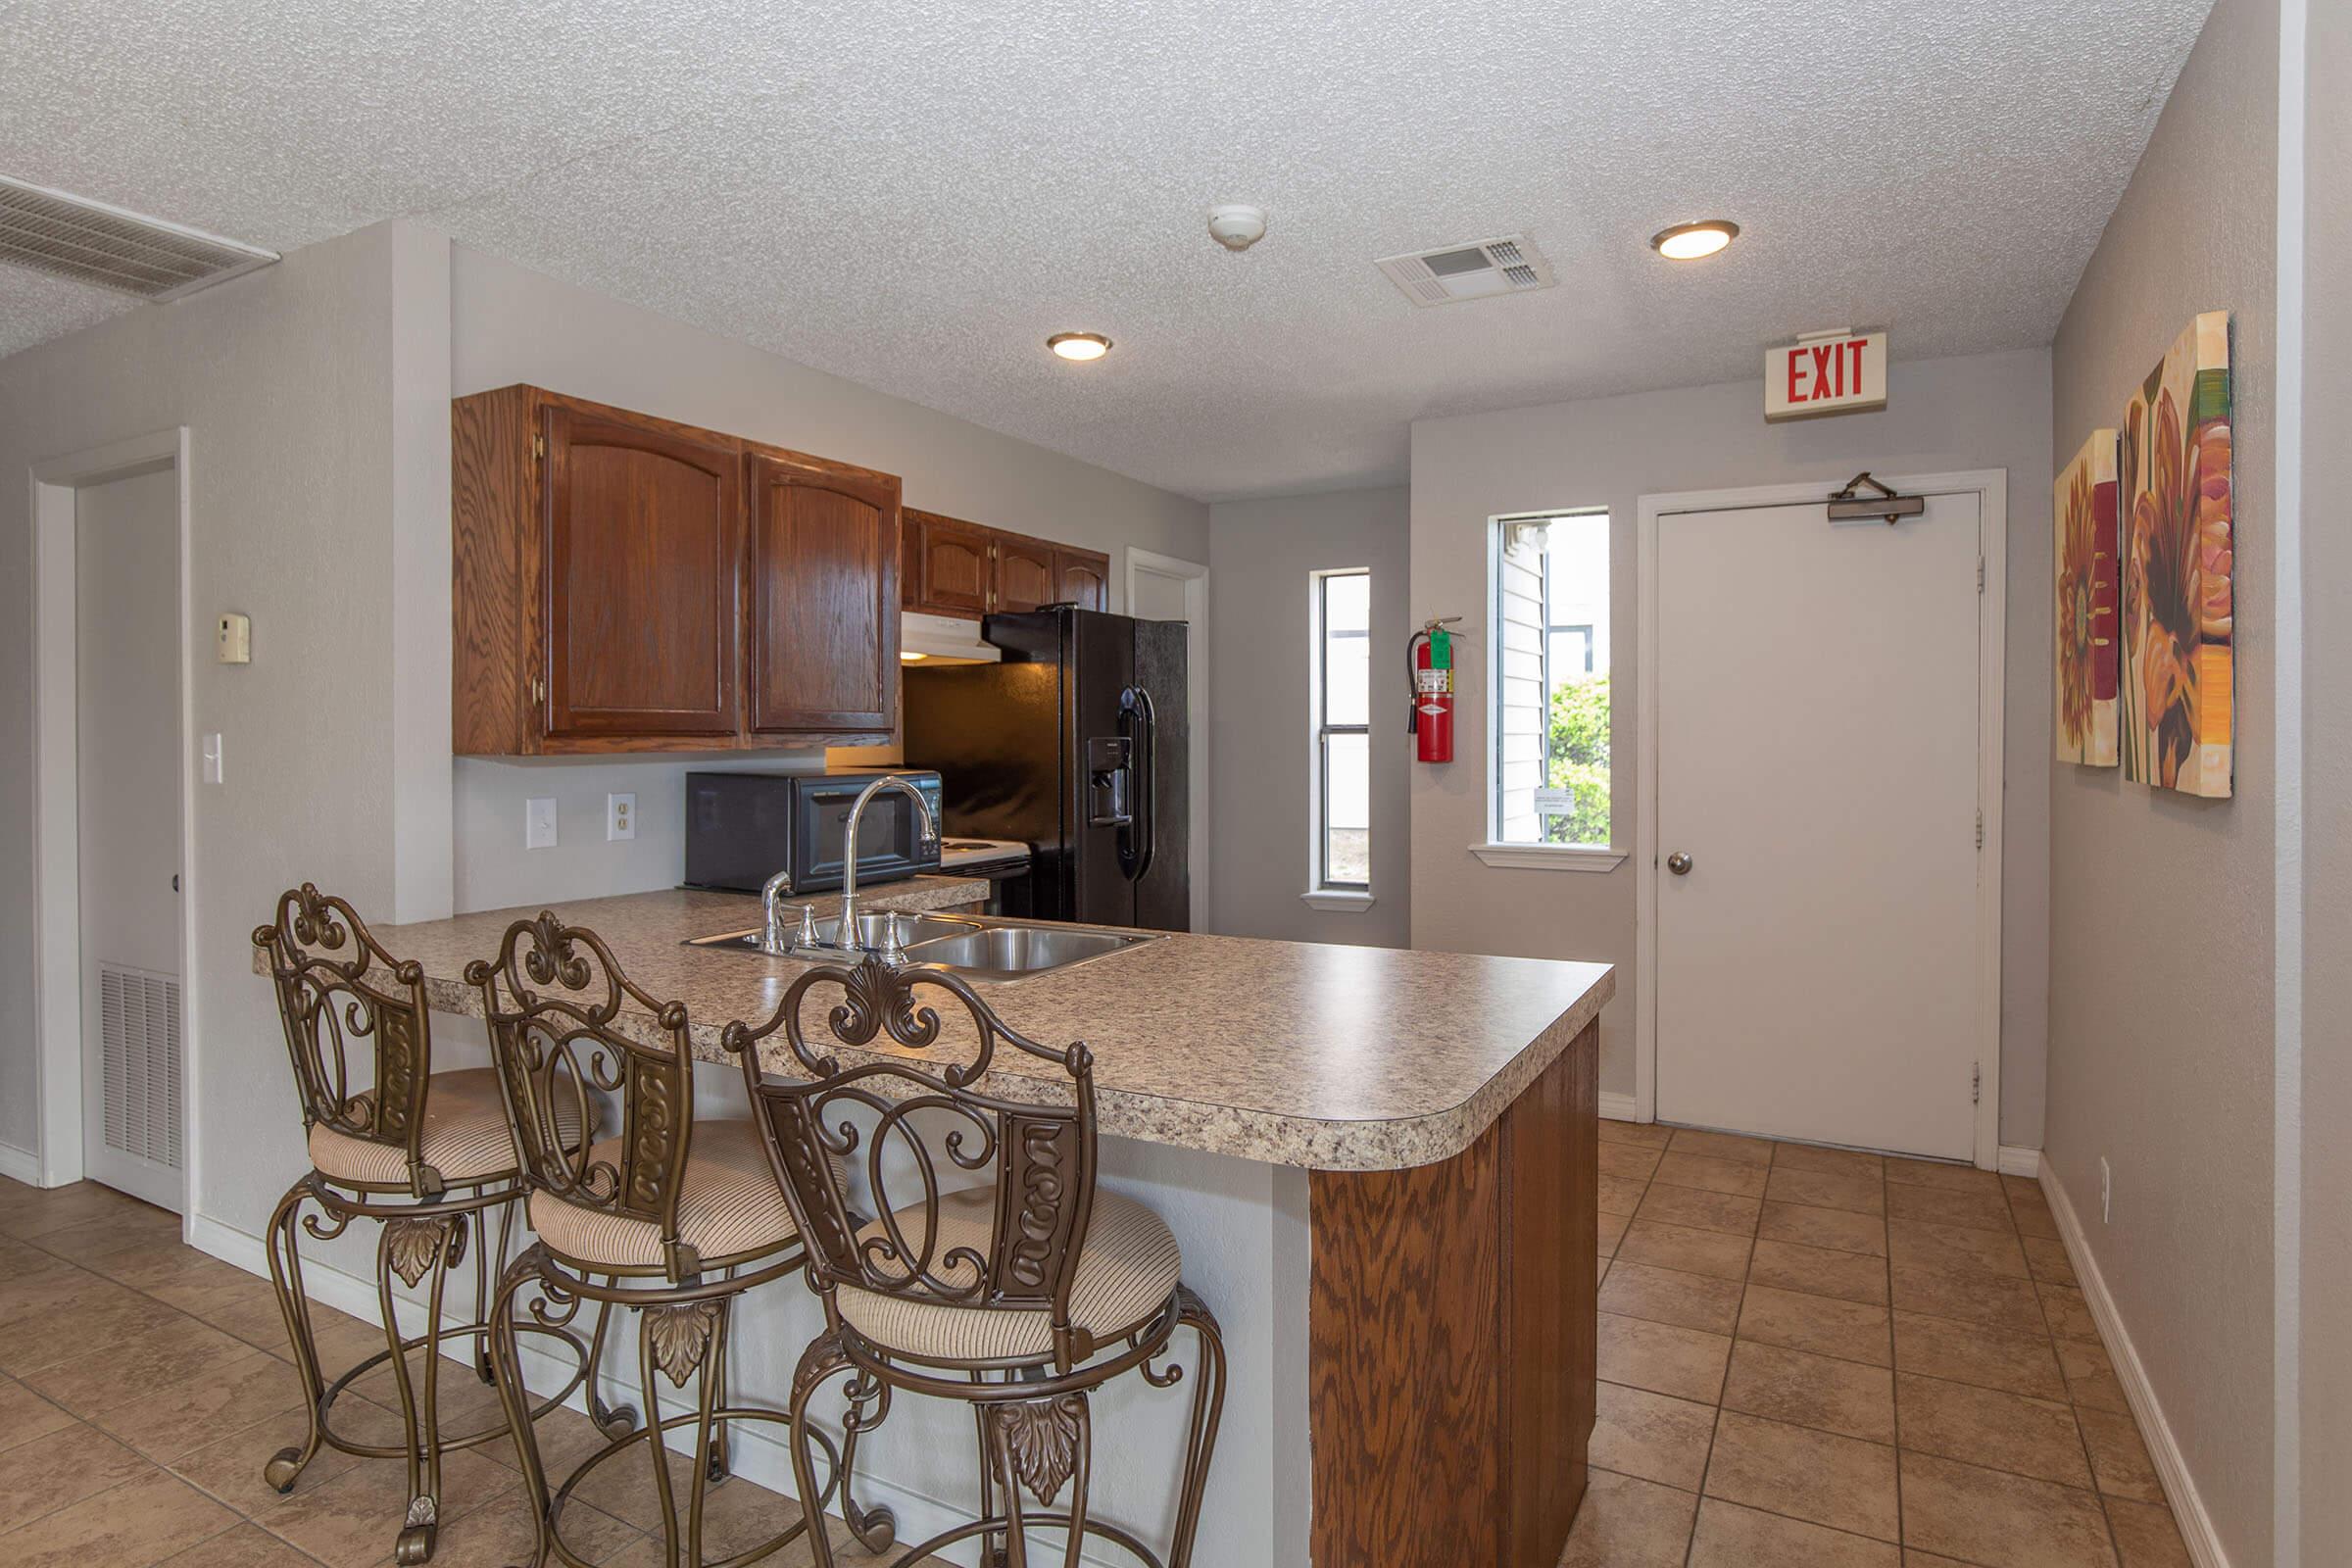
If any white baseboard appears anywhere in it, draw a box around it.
[2038,1164,2230,1568]
[1598,1092,1641,1123]
[1997,1146,2041,1178]
[0,1141,43,1187]
[185,1211,1080,1568]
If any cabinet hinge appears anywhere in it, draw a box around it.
[532,433,547,460]
[529,674,546,707]
[1976,810,1984,850]
[1977,556,1985,593]
[1973,1063,1982,1104]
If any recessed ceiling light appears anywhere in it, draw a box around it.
[1650,220,1740,261]
[1048,331,1112,362]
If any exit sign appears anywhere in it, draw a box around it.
[1765,330,1886,421]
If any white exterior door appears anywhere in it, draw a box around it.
[1653,491,1984,1159]
[76,466,185,1211]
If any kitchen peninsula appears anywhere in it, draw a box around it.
[281,886,1612,1568]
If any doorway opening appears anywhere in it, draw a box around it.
[30,429,196,1212]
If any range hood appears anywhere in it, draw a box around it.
[901,611,1000,665]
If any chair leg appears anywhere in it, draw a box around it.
[989,1394,1091,1568]
[488,1256,558,1568]
[704,1285,731,1486]
[837,1369,897,1554]
[262,1180,327,1494]
[473,1198,514,1385]
[788,1335,854,1568]
[973,1385,1008,1568]
[381,1212,460,1565]
[583,1275,636,1438]
[682,1298,732,1565]
[1165,1289,1228,1568]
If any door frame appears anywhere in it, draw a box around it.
[1633,469,2007,1169]
[27,427,198,1206]
[1122,547,1210,932]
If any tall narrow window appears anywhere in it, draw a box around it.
[1313,570,1371,890]
[1493,513,1611,849]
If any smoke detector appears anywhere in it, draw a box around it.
[0,175,277,301]
[1208,204,1268,252]
[1375,233,1555,307]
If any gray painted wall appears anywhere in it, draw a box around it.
[2300,0,2348,1556]
[1408,349,2054,1137]
[1205,487,1411,949]
[446,245,1209,914]
[2046,0,2278,1561]
[0,226,408,1229]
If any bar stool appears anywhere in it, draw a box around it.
[471,910,849,1568]
[254,885,607,1565]
[725,953,1227,1568]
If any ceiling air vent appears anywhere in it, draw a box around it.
[0,175,277,301]
[1375,232,1556,307]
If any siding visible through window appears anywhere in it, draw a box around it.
[1314,570,1371,890]
[1494,514,1610,848]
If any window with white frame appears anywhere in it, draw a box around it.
[1312,569,1371,890]
[1494,513,1611,849]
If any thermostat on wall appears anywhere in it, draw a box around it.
[217,612,251,664]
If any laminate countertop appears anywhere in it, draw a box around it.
[270,885,1613,1172]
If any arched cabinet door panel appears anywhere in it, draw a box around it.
[542,404,742,740]
[746,449,902,737]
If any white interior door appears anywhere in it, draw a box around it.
[76,466,186,1211]
[1654,492,1984,1159]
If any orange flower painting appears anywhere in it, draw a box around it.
[2119,312,2232,797]
[2054,429,2119,766]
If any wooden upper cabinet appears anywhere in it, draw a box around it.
[900,509,1111,617]
[908,510,992,615]
[746,447,901,738]
[452,385,901,755]
[542,403,742,742]
[1053,547,1110,612]
[995,533,1058,612]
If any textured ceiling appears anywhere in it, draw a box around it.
[0,0,2210,500]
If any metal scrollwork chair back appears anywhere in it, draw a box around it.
[725,954,1102,1371]
[466,911,699,1281]
[254,883,439,1196]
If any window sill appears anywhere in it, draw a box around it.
[1300,889,1378,912]
[1468,843,1627,873]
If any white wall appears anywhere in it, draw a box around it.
[446,245,1209,913]
[1205,487,1410,949]
[0,225,410,1223]
[1408,349,2054,1137]
[2047,0,2280,1559]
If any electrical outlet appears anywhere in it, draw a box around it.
[2100,1156,2112,1223]
[526,797,558,850]
[607,792,636,842]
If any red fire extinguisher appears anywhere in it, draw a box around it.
[1408,617,1461,763]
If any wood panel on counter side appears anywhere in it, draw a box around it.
[1307,1018,1598,1568]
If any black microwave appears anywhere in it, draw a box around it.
[682,771,943,896]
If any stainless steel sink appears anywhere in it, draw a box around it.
[684,911,1161,982]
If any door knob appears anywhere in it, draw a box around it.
[1666,852,1693,876]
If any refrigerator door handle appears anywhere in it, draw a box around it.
[1117,685,1156,884]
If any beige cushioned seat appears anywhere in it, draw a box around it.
[309,1067,528,1188]
[835,1188,1182,1364]
[528,1121,800,1271]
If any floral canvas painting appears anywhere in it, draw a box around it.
[2120,311,2232,797]
[2055,428,2120,766]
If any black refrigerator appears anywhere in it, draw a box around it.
[902,607,1189,931]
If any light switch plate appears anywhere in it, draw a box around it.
[216,612,251,664]
[607,792,636,842]
[526,797,558,850]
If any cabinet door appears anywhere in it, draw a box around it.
[542,404,741,740]
[746,450,902,737]
[996,532,1058,612]
[911,511,992,615]
[1053,547,1110,612]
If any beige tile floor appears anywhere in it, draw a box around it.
[1,1127,2197,1568]
[0,1174,882,1567]
[1572,1121,2194,1568]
